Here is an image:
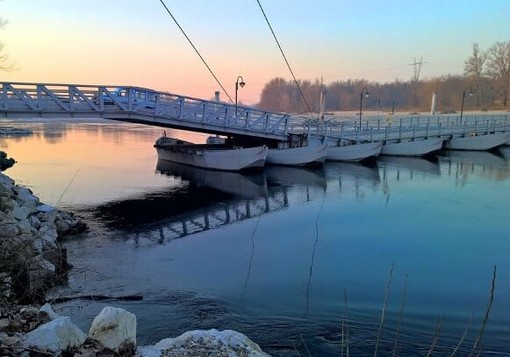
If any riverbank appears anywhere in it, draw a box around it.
[0,170,269,356]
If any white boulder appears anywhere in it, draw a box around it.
[147,329,270,357]
[89,307,136,351]
[22,316,87,354]
[14,186,39,211]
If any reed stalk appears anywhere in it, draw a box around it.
[469,265,497,356]
[374,262,394,357]
[450,312,474,356]
[55,169,80,207]
[392,273,408,357]
[299,332,311,357]
[426,314,444,357]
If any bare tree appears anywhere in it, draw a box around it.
[464,43,487,106]
[0,16,13,72]
[485,41,510,107]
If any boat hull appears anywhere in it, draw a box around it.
[381,138,444,156]
[326,141,383,162]
[266,144,328,166]
[155,144,268,171]
[445,132,510,151]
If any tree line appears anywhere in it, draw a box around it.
[257,41,510,114]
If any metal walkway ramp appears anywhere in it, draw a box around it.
[0,82,291,140]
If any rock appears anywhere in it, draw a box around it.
[149,329,270,357]
[54,217,71,235]
[40,303,62,321]
[1,335,20,346]
[88,307,136,353]
[0,318,9,331]
[0,273,12,301]
[1,171,83,303]
[16,218,33,235]
[28,215,41,230]
[11,204,31,222]
[27,256,56,293]
[22,316,87,354]
[0,151,16,171]
[0,220,19,238]
[36,204,55,214]
[38,222,59,249]
[19,307,39,320]
[13,186,39,212]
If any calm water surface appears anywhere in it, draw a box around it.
[2,118,510,356]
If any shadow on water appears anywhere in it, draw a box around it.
[84,161,332,248]
[91,184,235,228]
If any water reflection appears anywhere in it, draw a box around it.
[265,166,327,189]
[3,120,510,355]
[156,160,268,198]
[438,150,510,185]
[379,155,441,176]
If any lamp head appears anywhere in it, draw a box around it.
[240,81,246,88]
[365,91,370,98]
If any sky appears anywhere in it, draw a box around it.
[1,0,509,104]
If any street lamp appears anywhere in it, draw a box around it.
[460,88,474,122]
[359,88,370,129]
[235,75,246,116]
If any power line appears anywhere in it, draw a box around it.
[255,0,316,118]
[157,0,233,103]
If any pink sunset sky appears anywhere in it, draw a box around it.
[1,0,509,105]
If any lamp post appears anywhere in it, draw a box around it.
[235,75,246,116]
[460,88,474,123]
[359,88,370,129]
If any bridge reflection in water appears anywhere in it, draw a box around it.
[93,150,509,249]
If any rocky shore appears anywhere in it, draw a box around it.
[0,170,269,356]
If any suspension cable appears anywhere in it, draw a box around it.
[255,0,316,118]
[157,0,233,103]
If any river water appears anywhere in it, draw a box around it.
[1,118,510,356]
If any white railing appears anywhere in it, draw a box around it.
[303,113,510,142]
[0,82,291,140]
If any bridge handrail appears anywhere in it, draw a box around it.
[0,81,291,140]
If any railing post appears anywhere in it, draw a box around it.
[177,97,184,119]
[127,87,133,111]
[98,86,105,111]
[1,83,7,110]
[154,92,160,115]
[426,123,429,137]
[69,86,74,111]
[245,111,250,129]
[202,103,206,123]
[36,85,43,110]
